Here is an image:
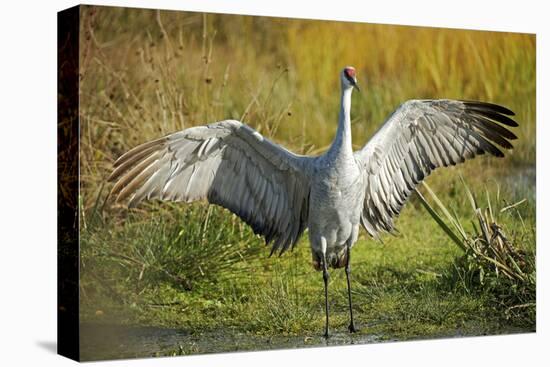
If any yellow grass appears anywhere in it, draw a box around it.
[78,6,535,211]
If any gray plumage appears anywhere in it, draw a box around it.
[355,98,517,239]
[109,121,313,256]
[108,66,517,337]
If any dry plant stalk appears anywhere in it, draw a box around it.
[415,179,533,288]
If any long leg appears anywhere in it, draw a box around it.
[345,244,357,333]
[322,254,330,338]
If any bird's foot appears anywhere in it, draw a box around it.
[323,330,330,339]
[348,323,358,333]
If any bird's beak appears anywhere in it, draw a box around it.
[353,79,361,93]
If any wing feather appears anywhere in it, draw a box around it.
[355,99,517,238]
[109,120,313,255]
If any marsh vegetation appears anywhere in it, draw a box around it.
[78,5,535,359]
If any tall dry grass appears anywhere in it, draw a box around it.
[78,5,535,212]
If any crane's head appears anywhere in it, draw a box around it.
[341,66,360,91]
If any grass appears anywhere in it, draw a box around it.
[417,180,535,324]
[81,188,534,345]
[77,5,536,359]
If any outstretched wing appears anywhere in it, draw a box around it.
[354,99,518,238]
[108,120,313,255]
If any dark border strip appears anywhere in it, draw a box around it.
[57,5,80,361]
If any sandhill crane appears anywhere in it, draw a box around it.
[108,66,517,337]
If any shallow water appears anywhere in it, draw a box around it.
[79,323,382,361]
[504,165,536,201]
[79,322,532,361]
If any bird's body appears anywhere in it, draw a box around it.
[108,66,517,337]
[309,148,365,269]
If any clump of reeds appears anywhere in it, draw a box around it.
[416,179,535,325]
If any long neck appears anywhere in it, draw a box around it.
[328,86,353,159]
